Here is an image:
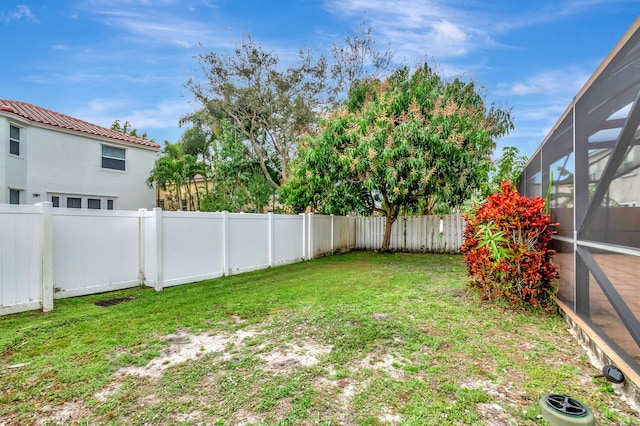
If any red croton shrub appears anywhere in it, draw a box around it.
[461,181,559,310]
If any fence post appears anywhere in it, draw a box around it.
[330,214,334,252]
[308,213,314,260]
[38,202,54,312]
[299,213,306,260]
[138,208,146,285]
[346,215,351,250]
[152,208,164,291]
[268,212,274,266]
[222,211,230,275]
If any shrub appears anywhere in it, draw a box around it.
[460,181,559,310]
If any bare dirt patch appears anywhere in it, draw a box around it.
[359,353,405,379]
[460,377,527,424]
[93,381,123,402]
[35,401,89,426]
[117,328,258,379]
[227,408,264,425]
[378,406,404,424]
[476,402,516,426]
[259,340,333,372]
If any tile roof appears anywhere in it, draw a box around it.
[0,99,160,149]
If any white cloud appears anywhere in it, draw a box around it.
[74,97,192,142]
[496,67,591,97]
[124,100,192,131]
[324,0,498,60]
[3,5,39,23]
[323,0,628,64]
[517,103,569,122]
[82,2,228,50]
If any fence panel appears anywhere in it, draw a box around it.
[355,217,367,249]
[0,205,42,315]
[52,209,140,298]
[311,214,333,257]
[228,213,270,274]
[354,214,464,253]
[443,214,465,251]
[406,216,421,251]
[161,211,225,287]
[366,216,384,250]
[333,216,353,252]
[390,218,404,250]
[273,214,304,265]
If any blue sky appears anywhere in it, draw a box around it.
[2,1,639,158]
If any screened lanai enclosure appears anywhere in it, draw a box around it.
[519,17,640,379]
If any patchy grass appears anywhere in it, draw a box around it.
[0,252,637,425]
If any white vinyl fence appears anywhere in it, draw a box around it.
[355,214,465,252]
[0,205,462,316]
[52,208,142,298]
[0,204,48,315]
[0,205,356,316]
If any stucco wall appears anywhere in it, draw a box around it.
[0,119,7,203]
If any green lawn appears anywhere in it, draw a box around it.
[1,252,637,425]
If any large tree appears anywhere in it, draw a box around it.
[283,64,513,251]
[186,35,328,189]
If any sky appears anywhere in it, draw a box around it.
[2,1,639,159]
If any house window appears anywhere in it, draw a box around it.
[51,196,60,207]
[9,189,20,204]
[9,125,20,156]
[67,197,82,208]
[88,198,101,209]
[107,199,114,210]
[102,145,126,171]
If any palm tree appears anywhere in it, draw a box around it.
[147,142,205,211]
[180,154,206,211]
[147,152,187,210]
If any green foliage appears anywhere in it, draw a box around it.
[597,380,616,394]
[187,34,328,188]
[491,146,527,191]
[462,146,528,214]
[475,221,508,261]
[199,120,274,212]
[147,141,206,211]
[461,181,559,310]
[283,63,513,250]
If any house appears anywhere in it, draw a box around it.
[0,100,160,210]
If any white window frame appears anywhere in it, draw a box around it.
[101,145,126,171]
[9,124,21,157]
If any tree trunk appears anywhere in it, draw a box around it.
[381,214,396,252]
[176,185,184,211]
[184,181,194,211]
[194,181,202,210]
